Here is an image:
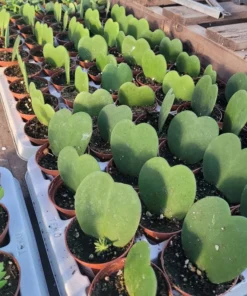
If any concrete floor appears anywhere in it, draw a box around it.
[0,97,59,296]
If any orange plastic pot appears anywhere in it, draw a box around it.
[30,45,45,63]
[65,217,134,272]
[88,65,101,83]
[35,142,59,177]
[77,56,95,69]
[4,63,42,83]
[0,204,9,246]
[0,49,29,67]
[64,41,78,57]
[24,118,49,145]
[20,25,33,39]
[48,175,76,218]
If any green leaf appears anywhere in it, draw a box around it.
[0,271,6,281]
[104,18,119,47]
[159,37,183,63]
[0,280,7,289]
[140,29,165,49]
[63,10,69,31]
[22,3,35,26]
[78,35,107,61]
[75,171,141,247]
[17,53,28,92]
[176,52,201,77]
[4,24,9,48]
[116,30,125,52]
[225,72,247,102]
[68,16,77,40]
[111,3,125,22]
[124,242,157,296]
[96,53,117,72]
[43,44,68,68]
[54,1,62,22]
[0,186,4,200]
[58,146,100,191]
[75,66,89,93]
[72,22,89,50]
[11,35,20,61]
[240,185,247,218]
[118,14,133,35]
[203,64,217,84]
[127,17,149,39]
[158,89,175,133]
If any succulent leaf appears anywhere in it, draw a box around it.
[176,52,201,77]
[159,37,183,63]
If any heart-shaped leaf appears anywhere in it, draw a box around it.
[240,185,247,217]
[54,1,62,22]
[68,16,77,40]
[124,242,157,296]
[72,22,89,50]
[203,133,247,204]
[158,89,175,133]
[127,17,149,39]
[122,35,150,66]
[98,104,133,142]
[159,37,183,63]
[111,120,159,176]
[58,146,100,191]
[102,63,133,92]
[73,89,113,116]
[22,3,35,26]
[225,72,247,102]
[139,157,196,219]
[141,29,165,49]
[118,14,134,35]
[75,171,141,247]
[116,30,125,52]
[87,16,103,36]
[75,66,89,93]
[111,4,126,22]
[104,18,119,47]
[78,35,107,61]
[48,109,92,156]
[162,71,195,101]
[223,90,247,135]
[43,43,67,68]
[96,53,117,72]
[176,52,201,77]
[182,197,247,283]
[118,82,155,107]
[85,8,100,28]
[191,75,218,116]
[142,50,167,83]
[203,64,216,84]
[168,111,219,164]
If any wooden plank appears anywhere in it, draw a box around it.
[163,2,247,25]
[206,23,247,50]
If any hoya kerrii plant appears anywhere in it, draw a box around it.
[127,17,149,40]
[110,120,159,178]
[34,21,53,47]
[176,51,201,78]
[84,8,102,35]
[203,133,247,204]
[71,171,141,258]
[17,52,29,93]
[68,18,90,50]
[54,1,62,23]
[0,9,9,37]
[167,110,219,165]
[140,29,165,50]
[239,186,247,218]
[118,14,134,35]
[159,36,183,64]
[22,3,35,27]
[0,262,7,290]
[6,35,20,62]
[111,3,126,23]
[225,72,247,102]
[203,64,217,84]
[103,18,119,48]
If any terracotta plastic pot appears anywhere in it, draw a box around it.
[161,234,238,296]
[4,63,42,83]
[30,45,44,63]
[0,204,9,246]
[88,66,101,83]
[43,15,56,25]
[0,49,29,67]
[9,77,49,100]
[77,56,95,69]
[64,41,78,57]
[0,251,21,296]
[10,14,22,25]
[140,223,181,242]
[136,72,161,91]
[88,142,112,162]
[17,108,35,122]
[35,11,45,21]
[48,175,76,218]
[20,25,33,39]
[43,59,76,77]
[0,35,23,52]
[15,18,26,30]
[35,143,59,177]
[88,258,173,296]
[50,71,74,91]
[109,47,124,63]
[60,85,77,108]
[65,217,134,272]
[56,31,69,45]
[24,118,49,145]
[25,36,38,50]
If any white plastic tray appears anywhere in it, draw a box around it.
[0,166,48,295]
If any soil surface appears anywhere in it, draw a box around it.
[131,103,157,120]
[156,88,184,106]
[62,85,97,102]
[0,205,8,236]
[38,148,58,170]
[108,161,138,187]
[66,219,131,264]
[57,32,69,42]
[109,47,123,59]
[88,64,101,77]
[0,49,28,62]
[91,265,170,296]
[0,36,17,48]
[137,72,162,88]
[130,64,142,73]
[52,71,75,86]
[25,36,38,46]
[159,141,202,171]
[162,234,235,296]
[31,47,44,57]
[0,253,20,296]
[90,128,111,155]
[5,63,40,78]
[54,183,75,210]
[25,117,48,139]
[239,128,247,149]
[10,77,48,94]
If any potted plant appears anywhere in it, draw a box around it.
[159,36,183,67]
[175,52,201,79]
[140,28,165,52]
[107,119,159,189]
[161,196,247,295]
[43,1,61,25]
[56,11,70,44]
[0,182,9,246]
[24,82,55,145]
[27,21,53,52]
[139,156,196,240]
[225,72,247,102]
[108,30,125,62]
[49,146,101,217]
[89,104,132,161]
[84,8,103,36]
[9,53,48,100]
[136,49,167,91]
[88,241,173,295]
[103,18,119,50]
[19,2,35,30]
[35,108,92,176]
[65,171,141,271]
[101,63,133,100]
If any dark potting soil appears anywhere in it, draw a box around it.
[5,63,40,78]
[159,141,202,171]
[57,32,69,42]
[0,205,8,236]
[216,80,227,112]
[62,85,97,102]
[17,94,58,115]
[38,148,58,170]
[51,22,63,32]
[137,72,162,88]
[90,128,111,154]
[52,71,75,86]
[131,103,156,120]
[64,42,77,52]
[31,47,43,57]
[130,64,142,73]
[24,117,48,139]
[239,128,247,149]
[25,36,38,45]
[156,88,184,106]
[91,266,170,296]
[54,183,75,210]
[0,36,17,48]
[141,204,182,233]
[108,161,138,187]
[179,104,222,122]
[67,219,131,264]
[0,49,28,62]
[162,234,235,296]
[88,64,101,77]
[9,77,48,94]
[109,47,123,59]
[15,18,26,26]
[0,253,20,296]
